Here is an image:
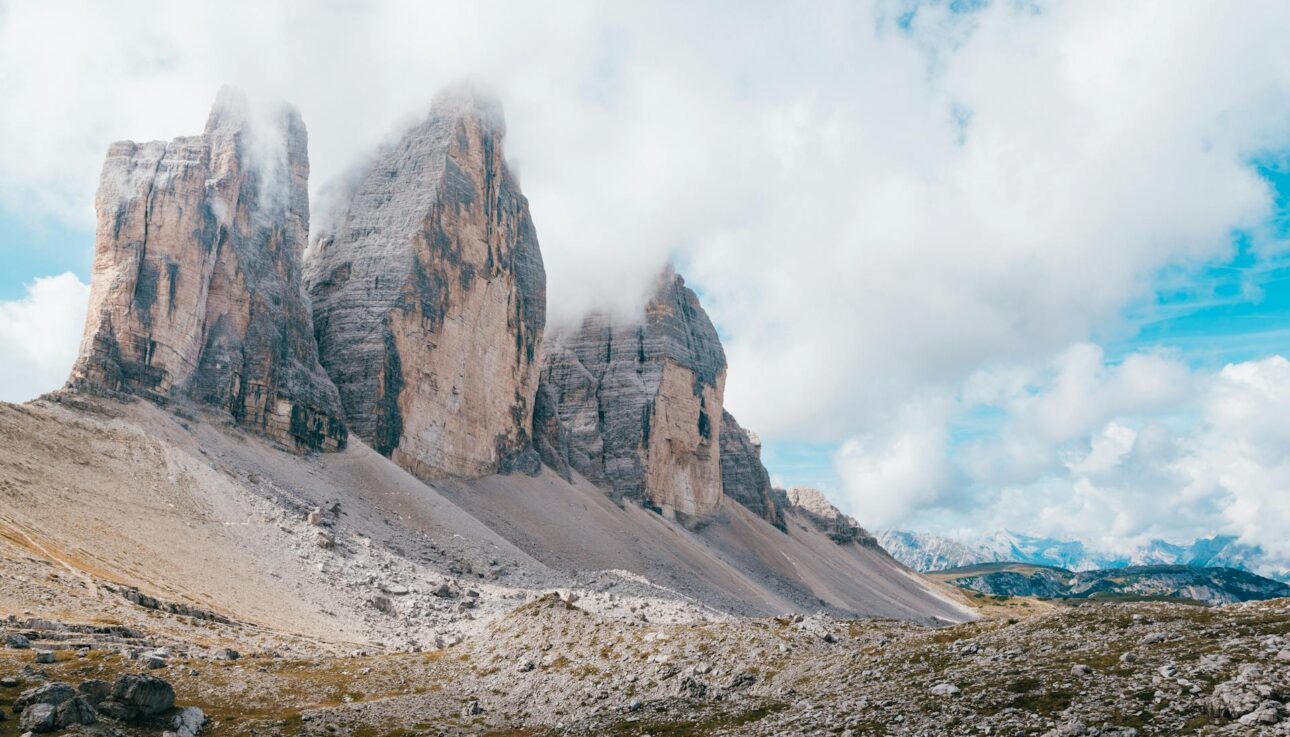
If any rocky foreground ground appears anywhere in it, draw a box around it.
[0,594,1286,736]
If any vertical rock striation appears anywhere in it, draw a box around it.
[720,410,784,530]
[538,268,727,521]
[306,85,546,480]
[68,87,347,451]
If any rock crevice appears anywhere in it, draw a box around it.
[68,87,346,451]
[306,85,546,481]
[537,268,727,521]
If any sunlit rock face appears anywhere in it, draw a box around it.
[69,87,347,451]
[306,85,546,480]
[538,268,727,522]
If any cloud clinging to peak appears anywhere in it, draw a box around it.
[4,1,1290,564]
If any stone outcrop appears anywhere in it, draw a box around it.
[720,410,784,529]
[306,85,546,481]
[67,87,346,451]
[537,268,726,520]
[776,486,879,546]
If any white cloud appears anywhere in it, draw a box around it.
[4,1,1288,387]
[0,273,90,403]
[858,348,1290,577]
[4,1,1290,559]
[834,399,951,528]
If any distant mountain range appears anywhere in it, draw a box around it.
[878,530,1290,583]
[927,562,1290,605]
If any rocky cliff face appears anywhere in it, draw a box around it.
[777,487,879,547]
[538,268,726,521]
[68,88,347,451]
[306,86,546,481]
[720,410,784,529]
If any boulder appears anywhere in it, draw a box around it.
[13,682,76,712]
[171,706,207,737]
[19,702,55,733]
[12,683,96,732]
[111,673,175,716]
[930,683,961,697]
[77,679,112,705]
[1206,674,1283,720]
[53,696,97,728]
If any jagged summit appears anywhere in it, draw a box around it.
[204,84,253,133]
[67,87,346,451]
[426,81,507,136]
[306,84,546,480]
[537,266,727,521]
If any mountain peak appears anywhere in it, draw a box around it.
[305,82,545,479]
[68,87,345,451]
[429,80,506,135]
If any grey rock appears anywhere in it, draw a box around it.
[171,706,207,737]
[725,670,757,691]
[307,83,546,481]
[1044,721,1086,737]
[930,683,961,697]
[677,674,708,699]
[53,696,97,728]
[111,674,175,716]
[370,595,395,615]
[1238,702,1283,725]
[95,700,136,721]
[537,267,726,521]
[77,679,111,705]
[32,650,54,664]
[67,86,347,452]
[5,633,31,649]
[13,682,75,712]
[719,410,784,529]
[1206,675,1278,719]
[19,703,54,733]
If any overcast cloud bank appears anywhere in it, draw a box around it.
[3,0,1290,568]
